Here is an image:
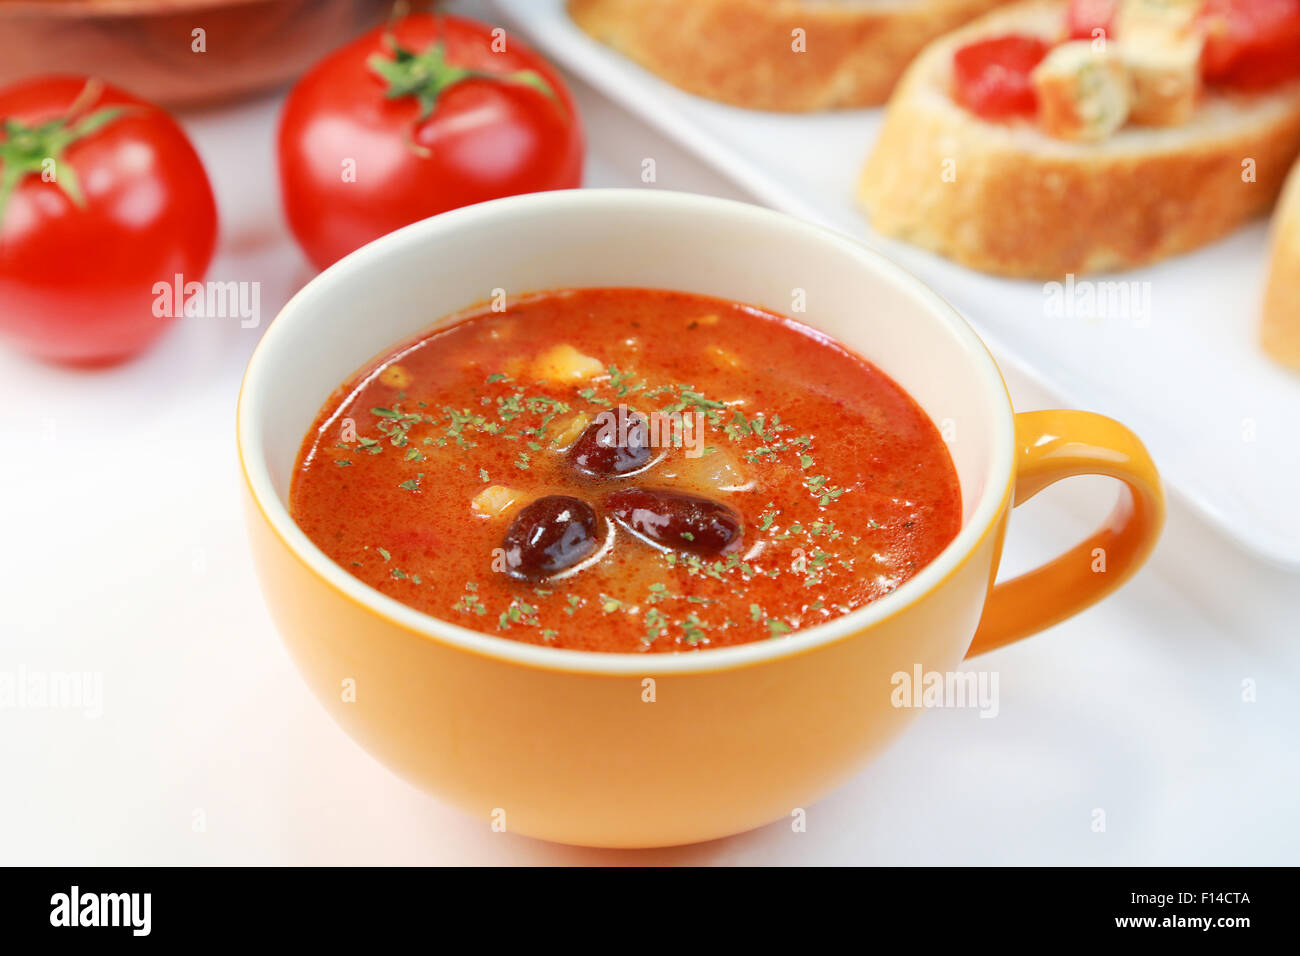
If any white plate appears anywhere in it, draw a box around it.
[492,0,1300,568]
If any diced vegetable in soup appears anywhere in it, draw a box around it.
[289,288,961,653]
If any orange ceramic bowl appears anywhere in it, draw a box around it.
[237,190,1164,848]
[0,0,393,108]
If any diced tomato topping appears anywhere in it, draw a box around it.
[952,35,1050,119]
[1067,0,1119,40]
[1201,0,1300,89]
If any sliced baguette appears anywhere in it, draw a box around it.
[858,0,1300,276]
[567,0,1012,112]
[1262,160,1300,371]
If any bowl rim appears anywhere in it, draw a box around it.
[237,189,1016,676]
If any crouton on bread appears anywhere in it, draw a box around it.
[1117,0,1204,125]
[1032,40,1130,141]
[858,0,1300,277]
[567,0,1014,112]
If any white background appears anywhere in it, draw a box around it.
[1,1,1297,864]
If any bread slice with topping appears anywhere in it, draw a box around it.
[567,0,1013,112]
[858,0,1300,276]
[1263,160,1300,371]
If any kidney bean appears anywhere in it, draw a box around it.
[606,487,743,555]
[501,495,599,580]
[569,407,653,478]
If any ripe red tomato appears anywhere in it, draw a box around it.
[278,14,584,271]
[1201,0,1300,89]
[952,36,1050,119]
[0,76,217,365]
[1066,0,1118,40]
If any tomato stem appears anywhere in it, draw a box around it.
[367,29,561,155]
[0,79,132,226]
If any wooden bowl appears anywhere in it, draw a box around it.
[0,0,404,107]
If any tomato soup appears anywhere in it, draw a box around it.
[289,288,961,653]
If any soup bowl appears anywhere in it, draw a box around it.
[237,189,1163,848]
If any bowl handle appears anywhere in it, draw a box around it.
[965,410,1165,658]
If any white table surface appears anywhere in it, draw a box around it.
[2,4,1298,865]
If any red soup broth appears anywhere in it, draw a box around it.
[289,288,962,653]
